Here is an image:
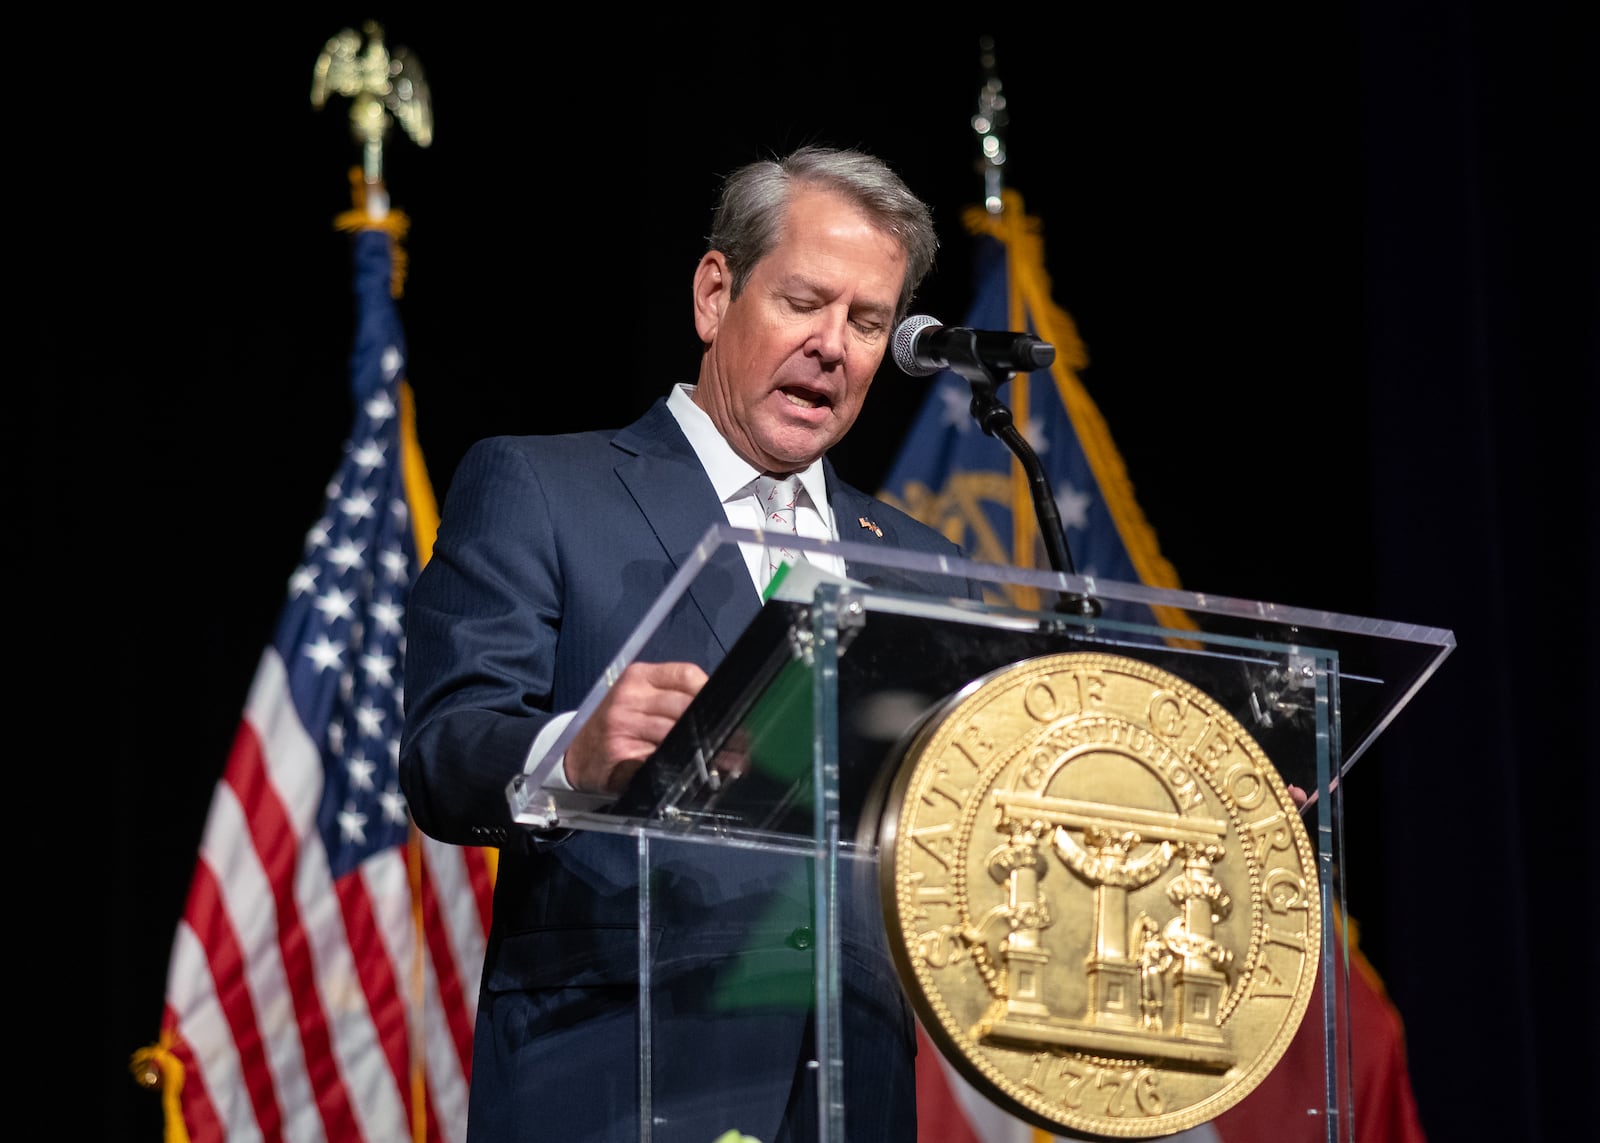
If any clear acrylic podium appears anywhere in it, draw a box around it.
[508,524,1454,1143]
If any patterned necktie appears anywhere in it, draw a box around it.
[755,473,804,589]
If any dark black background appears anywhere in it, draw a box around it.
[22,6,1595,1140]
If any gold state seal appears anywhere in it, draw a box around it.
[877,652,1320,1139]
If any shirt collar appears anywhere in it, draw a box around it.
[667,384,829,508]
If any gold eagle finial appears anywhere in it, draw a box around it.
[311,20,433,187]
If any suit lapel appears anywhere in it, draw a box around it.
[826,470,894,550]
[613,401,761,655]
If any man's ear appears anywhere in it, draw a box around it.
[692,251,729,343]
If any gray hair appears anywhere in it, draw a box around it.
[707,145,938,325]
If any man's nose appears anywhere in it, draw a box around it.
[807,308,848,364]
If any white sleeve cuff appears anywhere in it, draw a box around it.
[523,711,578,790]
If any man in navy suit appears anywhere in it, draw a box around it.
[400,146,980,1142]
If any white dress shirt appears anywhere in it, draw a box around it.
[665,383,845,584]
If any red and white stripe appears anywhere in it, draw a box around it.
[160,649,489,1143]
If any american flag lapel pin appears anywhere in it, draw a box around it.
[858,516,883,538]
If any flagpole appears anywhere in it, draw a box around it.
[313,25,445,1143]
[965,39,1101,618]
[974,35,1007,217]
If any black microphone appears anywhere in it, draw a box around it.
[891,314,1055,378]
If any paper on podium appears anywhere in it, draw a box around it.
[764,558,864,602]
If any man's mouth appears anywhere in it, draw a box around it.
[780,386,829,411]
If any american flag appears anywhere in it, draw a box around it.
[136,203,492,1142]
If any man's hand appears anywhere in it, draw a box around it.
[563,661,709,795]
